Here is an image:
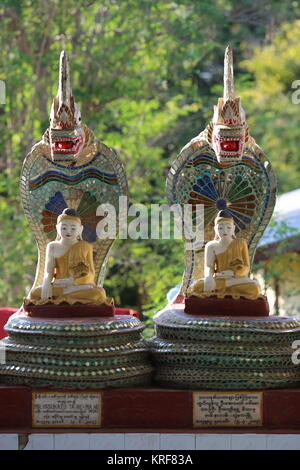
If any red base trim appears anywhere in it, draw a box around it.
[185,296,269,317]
[0,386,300,431]
[23,303,115,318]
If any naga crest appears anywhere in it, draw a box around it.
[48,51,86,164]
[208,46,247,163]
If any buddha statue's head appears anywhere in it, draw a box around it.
[56,208,83,242]
[49,51,86,164]
[214,210,235,240]
[208,46,247,163]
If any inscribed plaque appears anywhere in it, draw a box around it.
[193,391,263,427]
[32,392,102,428]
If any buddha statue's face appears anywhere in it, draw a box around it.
[215,220,235,240]
[56,219,83,242]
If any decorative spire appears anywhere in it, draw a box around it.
[223,45,235,101]
[49,50,81,130]
[212,46,245,128]
[58,50,72,109]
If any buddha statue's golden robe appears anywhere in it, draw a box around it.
[188,238,261,300]
[29,240,112,305]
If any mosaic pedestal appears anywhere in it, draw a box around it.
[0,311,153,389]
[150,304,300,390]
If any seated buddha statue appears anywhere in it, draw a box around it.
[187,211,262,300]
[28,208,112,306]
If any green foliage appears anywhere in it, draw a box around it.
[239,20,300,192]
[0,0,300,321]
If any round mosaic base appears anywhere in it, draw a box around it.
[150,305,300,390]
[154,367,300,390]
[0,311,153,389]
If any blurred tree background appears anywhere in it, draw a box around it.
[0,0,300,322]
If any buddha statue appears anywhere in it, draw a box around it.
[28,208,112,306]
[187,210,262,300]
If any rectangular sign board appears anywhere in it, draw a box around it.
[193,391,263,427]
[32,392,102,428]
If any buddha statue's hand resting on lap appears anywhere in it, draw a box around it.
[28,208,112,306]
[187,210,262,300]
